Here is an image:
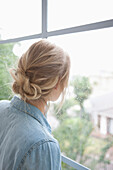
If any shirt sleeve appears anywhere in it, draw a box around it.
[18,140,62,170]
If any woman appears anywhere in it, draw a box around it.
[0,40,70,170]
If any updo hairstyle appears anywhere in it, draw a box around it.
[10,40,70,102]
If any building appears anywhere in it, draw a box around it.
[90,92,113,135]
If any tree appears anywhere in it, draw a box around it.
[71,76,92,118]
[53,98,75,121]
[0,43,18,100]
[52,76,93,169]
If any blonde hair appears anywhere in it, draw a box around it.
[10,39,70,105]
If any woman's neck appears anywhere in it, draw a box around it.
[26,98,47,116]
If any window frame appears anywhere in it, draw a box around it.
[0,0,113,169]
[0,0,113,44]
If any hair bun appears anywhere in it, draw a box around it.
[12,81,20,94]
[11,68,42,101]
[23,79,42,100]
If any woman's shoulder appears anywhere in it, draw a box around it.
[0,99,10,107]
[17,135,61,170]
[15,119,60,169]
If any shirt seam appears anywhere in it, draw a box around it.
[11,100,52,134]
[11,102,52,134]
[17,139,58,170]
[11,102,34,117]
[10,102,43,125]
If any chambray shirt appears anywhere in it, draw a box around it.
[0,96,61,170]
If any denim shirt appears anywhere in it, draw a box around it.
[0,96,61,170]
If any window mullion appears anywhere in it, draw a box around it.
[42,0,48,38]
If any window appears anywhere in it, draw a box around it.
[0,0,113,169]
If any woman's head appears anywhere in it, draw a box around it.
[10,39,70,103]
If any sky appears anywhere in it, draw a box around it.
[0,0,113,77]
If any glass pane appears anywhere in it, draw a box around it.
[13,39,41,57]
[0,0,41,40]
[0,42,18,99]
[0,39,41,100]
[48,0,113,31]
[47,28,113,169]
[48,28,113,85]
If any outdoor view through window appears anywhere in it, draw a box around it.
[0,0,113,169]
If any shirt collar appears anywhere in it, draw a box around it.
[10,96,51,133]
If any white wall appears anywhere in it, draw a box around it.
[108,119,113,135]
[100,116,107,135]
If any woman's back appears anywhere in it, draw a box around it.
[0,96,61,170]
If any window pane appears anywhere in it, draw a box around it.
[48,0,113,31]
[13,39,41,57]
[48,28,113,169]
[0,42,18,99]
[0,0,41,40]
[48,28,113,88]
[0,39,41,100]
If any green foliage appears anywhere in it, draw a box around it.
[61,162,76,170]
[54,98,75,121]
[0,43,18,100]
[71,76,92,108]
[53,117,93,164]
[53,76,94,169]
[53,75,113,169]
[99,137,113,164]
